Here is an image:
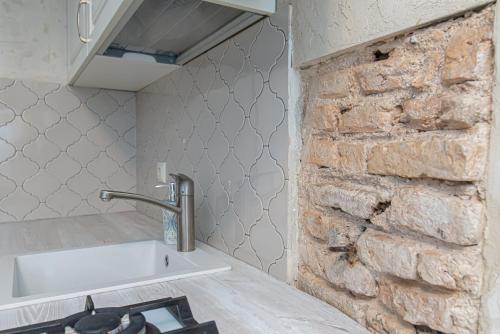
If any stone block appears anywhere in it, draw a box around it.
[373,186,485,245]
[442,28,479,85]
[310,182,385,219]
[357,229,421,280]
[304,136,337,168]
[355,62,405,95]
[367,127,489,181]
[325,259,378,297]
[366,308,417,334]
[318,71,350,99]
[417,248,483,296]
[401,93,488,131]
[328,214,365,250]
[298,267,371,326]
[338,103,395,133]
[379,278,479,334]
[305,103,339,131]
[302,209,329,241]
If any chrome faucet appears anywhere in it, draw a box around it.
[99,173,195,252]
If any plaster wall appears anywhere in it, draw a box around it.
[482,2,500,333]
[0,0,67,83]
[291,0,495,67]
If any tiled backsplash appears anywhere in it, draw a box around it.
[0,79,136,222]
[136,7,289,280]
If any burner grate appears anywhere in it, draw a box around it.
[0,296,219,334]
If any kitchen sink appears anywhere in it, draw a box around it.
[0,240,230,310]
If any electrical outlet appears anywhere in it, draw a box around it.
[157,162,167,183]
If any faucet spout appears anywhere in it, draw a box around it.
[99,174,195,252]
[99,190,181,214]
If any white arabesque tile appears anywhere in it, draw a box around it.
[249,146,285,210]
[24,170,61,199]
[0,81,38,115]
[0,187,39,220]
[67,136,101,166]
[234,117,263,175]
[45,87,81,116]
[46,153,82,183]
[135,9,288,280]
[0,102,15,126]
[0,138,15,163]
[86,91,118,120]
[87,152,119,183]
[0,152,39,185]
[0,80,136,222]
[46,120,80,150]
[67,104,100,134]
[0,116,38,150]
[249,83,285,145]
[46,186,81,216]
[67,169,101,198]
[22,101,60,132]
[249,211,285,272]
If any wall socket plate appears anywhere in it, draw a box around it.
[157,162,168,183]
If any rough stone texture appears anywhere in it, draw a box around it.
[442,27,481,85]
[357,229,422,280]
[304,136,367,173]
[305,103,339,131]
[338,103,396,133]
[298,7,493,334]
[298,267,372,326]
[373,186,485,245]
[401,92,489,131]
[310,183,384,219]
[417,248,483,296]
[302,209,329,241]
[304,136,337,168]
[317,71,350,99]
[328,217,365,250]
[355,61,407,95]
[379,278,479,334]
[367,127,489,181]
[366,309,417,334]
[300,236,339,279]
[325,259,378,297]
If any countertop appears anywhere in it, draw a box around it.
[0,211,368,333]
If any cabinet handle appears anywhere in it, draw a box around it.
[77,0,91,43]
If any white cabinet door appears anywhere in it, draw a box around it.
[203,0,276,15]
[67,0,89,79]
[68,0,141,84]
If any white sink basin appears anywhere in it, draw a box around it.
[0,241,230,310]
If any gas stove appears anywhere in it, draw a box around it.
[0,295,218,334]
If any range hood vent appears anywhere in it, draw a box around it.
[102,0,264,65]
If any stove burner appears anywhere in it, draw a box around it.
[74,312,122,334]
[0,295,219,334]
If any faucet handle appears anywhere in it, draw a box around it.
[155,182,176,202]
[169,173,194,196]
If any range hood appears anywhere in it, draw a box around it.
[73,0,274,91]
[106,0,266,65]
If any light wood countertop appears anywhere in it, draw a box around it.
[0,212,369,333]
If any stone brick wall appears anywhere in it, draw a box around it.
[297,6,494,334]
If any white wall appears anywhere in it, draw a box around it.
[0,0,67,83]
[291,0,494,67]
[483,2,500,333]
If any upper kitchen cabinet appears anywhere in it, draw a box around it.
[67,0,142,85]
[67,0,276,91]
